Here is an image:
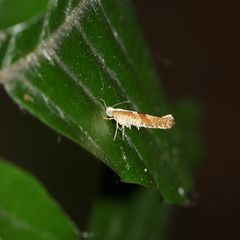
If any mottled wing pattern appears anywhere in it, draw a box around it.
[112,111,175,129]
[113,111,141,128]
[140,113,175,129]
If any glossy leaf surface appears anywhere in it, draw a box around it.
[0,0,198,203]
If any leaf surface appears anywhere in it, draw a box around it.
[0,0,197,203]
[0,159,79,240]
[0,0,48,29]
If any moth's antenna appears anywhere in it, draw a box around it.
[100,99,107,109]
[112,100,130,108]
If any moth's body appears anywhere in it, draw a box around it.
[105,104,175,140]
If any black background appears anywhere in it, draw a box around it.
[0,0,238,239]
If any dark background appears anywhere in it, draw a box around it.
[0,0,238,239]
[133,0,238,239]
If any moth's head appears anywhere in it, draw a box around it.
[106,107,114,117]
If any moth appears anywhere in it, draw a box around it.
[102,100,175,140]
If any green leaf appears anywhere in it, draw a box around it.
[0,0,48,29]
[0,159,79,240]
[87,189,171,240]
[0,0,196,203]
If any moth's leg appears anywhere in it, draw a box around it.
[122,126,125,140]
[114,122,119,141]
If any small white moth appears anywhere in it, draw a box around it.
[102,100,175,140]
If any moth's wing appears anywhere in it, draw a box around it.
[138,113,175,129]
[113,110,174,129]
